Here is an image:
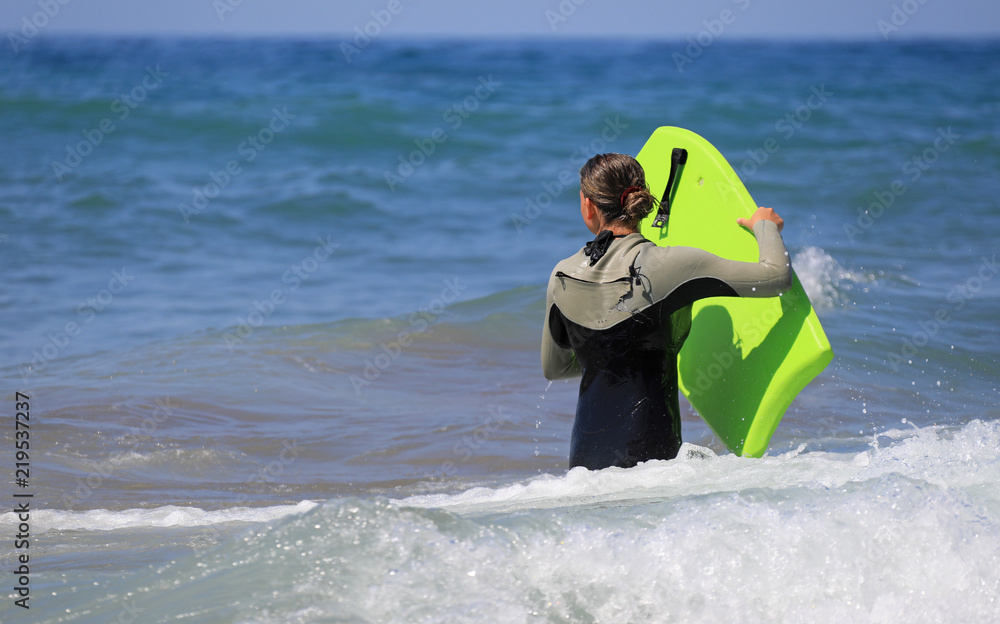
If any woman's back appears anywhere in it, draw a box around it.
[541,153,790,470]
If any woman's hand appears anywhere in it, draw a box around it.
[737,206,784,232]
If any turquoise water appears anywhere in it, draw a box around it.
[2,37,1000,622]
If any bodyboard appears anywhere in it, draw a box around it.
[636,126,833,457]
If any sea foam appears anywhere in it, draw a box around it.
[29,420,1000,624]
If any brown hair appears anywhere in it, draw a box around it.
[579,153,657,228]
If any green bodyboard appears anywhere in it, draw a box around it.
[636,127,833,457]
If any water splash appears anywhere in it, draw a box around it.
[792,246,876,309]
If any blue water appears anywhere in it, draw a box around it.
[2,37,1000,622]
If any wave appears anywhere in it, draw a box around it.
[29,420,1000,624]
[400,418,1000,515]
[0,500,317,534]
[792,245,876,310]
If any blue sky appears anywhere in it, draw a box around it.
[2,0,998,39]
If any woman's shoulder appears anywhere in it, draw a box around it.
[548,248,588,279]
[548,234,651,284]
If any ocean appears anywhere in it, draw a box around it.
[1,36,999,622]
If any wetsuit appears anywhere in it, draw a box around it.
[541,221,792,470]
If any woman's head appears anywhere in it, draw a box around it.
[579,153,657,230]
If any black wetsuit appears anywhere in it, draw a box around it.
[541,221,791,470]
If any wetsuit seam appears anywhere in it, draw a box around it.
[550,274,740,332]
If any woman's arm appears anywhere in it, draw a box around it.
[638,211,793,305]
[541,284,581,381]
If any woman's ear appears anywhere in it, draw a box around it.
[580,191,602,234]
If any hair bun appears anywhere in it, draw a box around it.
[621,185,653,223]
[580,153,658,227]
[620,186,642,207]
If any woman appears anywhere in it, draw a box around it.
[541,153,791,470]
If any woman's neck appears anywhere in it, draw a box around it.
[599,223,638,237]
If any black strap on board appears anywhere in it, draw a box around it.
[652,148,688,228]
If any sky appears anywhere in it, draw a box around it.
[1,0,999,40]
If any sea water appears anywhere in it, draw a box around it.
[1,37,999,622]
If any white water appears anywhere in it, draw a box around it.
[0,500,317,534]
[22,420,1000,624]
[792,245,876,310]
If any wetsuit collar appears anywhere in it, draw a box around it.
[584,230,631,266]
